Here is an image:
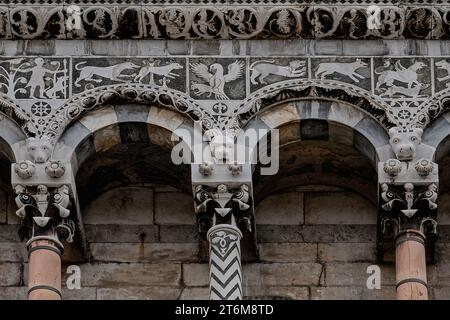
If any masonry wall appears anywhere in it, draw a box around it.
[1,185,450,300]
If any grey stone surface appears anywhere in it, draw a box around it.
[318,243,376,262]
[85,225,159,243]
[83,187,154,225]
[97,287,181,300]
[255,192,304,225]
[0,243,27,262]
[244,286,309,300]
[311,286,363,300]
[324,263,395,287]
[0,286,27,300]
[0,263,22,286]
[61,263,181,287]
[179,287,209,300]
[90,243,199,263]
[182,264,209,287]
[154,191,196,225]
[63,288,97,300]
[305,192,377,225]
[259,243,317,263]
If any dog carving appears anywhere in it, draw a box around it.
[134,62,183,83]
[74,61,139,87]
[314,59,367,83]
[250,60,306,85]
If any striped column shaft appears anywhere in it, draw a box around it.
[207,224,243,300]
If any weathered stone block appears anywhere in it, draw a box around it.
[90,243,199,263]
[62,263,181,287]
[256,192,303,225]
[259,243,317,262]
[260,263,323,286]
[432,286,450,300]
[97,287,181,300]
[0,263,22,286]
[85,224,159,243]
[311,286,363,300]
[318,243,376,262]
[179,287,209,300]
[0,243,27,262]
[361,286,396,300]
[305,192,376,225]
[159,225,199,243]
[63,287,97,300]
[154,191,196,225]
[182,264,209,287]
[0,287,27,299]
[83,187,154,225]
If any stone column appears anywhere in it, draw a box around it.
[379,127,439,300]
[379,181,438,300]
[191,128,255,300]
[395,229,428,299]
[12,138,76,300]
[14,184,75,300]
[27,238,63,299]
[194,183,252,300]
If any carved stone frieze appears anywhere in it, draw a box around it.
[2,4,450,40]
[3,55,450,141]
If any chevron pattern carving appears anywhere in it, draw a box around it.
[208,225,243,300]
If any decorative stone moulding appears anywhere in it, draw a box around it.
[1,3,450,40]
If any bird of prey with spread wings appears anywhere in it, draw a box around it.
[190,60,245,100]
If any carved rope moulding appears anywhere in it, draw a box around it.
[2,5,450,40]
[1,55,450,140]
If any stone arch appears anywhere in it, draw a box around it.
[43,84,209,144]
[53,101,196,176]
[239,93,392,205]
[232,79,396,133]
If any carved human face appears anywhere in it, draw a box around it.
[26,137,52,163]
[388,127,423,161]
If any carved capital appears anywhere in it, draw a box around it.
[379,182,438,240]
[14,184,75,248]
[194,183,253,234]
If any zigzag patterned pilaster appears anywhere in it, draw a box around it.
[207,224,243,300]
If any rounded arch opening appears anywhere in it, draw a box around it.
[55,103,195,211]
[239,99,390,205]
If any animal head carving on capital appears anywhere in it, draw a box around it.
[26,136,53,163]
[388,127,423,162]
